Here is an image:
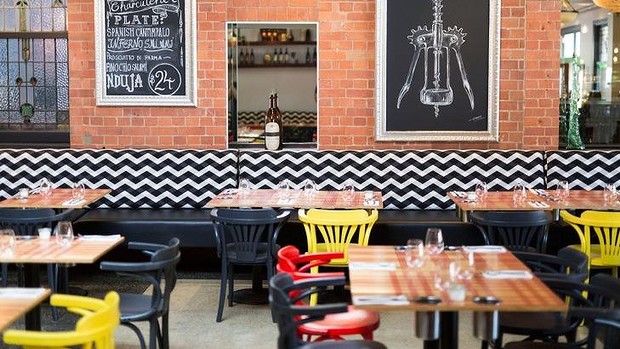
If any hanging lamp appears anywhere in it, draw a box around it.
[561,0,578,24]
[593,0,620,12]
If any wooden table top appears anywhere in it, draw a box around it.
[206,189,383,209]
[0,235,124,264]
[0,288,50,331]
[0,188,111,209]
[447,189,616,212]
[348,245,566,312]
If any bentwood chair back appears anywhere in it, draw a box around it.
[276,245,381,341]
[503,276,620,349]
[269,272,387,349]
[298,209,378,267]
[469,210,553,253]
[3,291,120,349]
[210,208,290,322]
[560,210,620,277]
[100,238,181,349]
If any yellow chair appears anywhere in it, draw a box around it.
[3,291,120,349]
[298,208,379,268]
[560,210,620,278]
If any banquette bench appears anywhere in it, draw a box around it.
[0,148,617,255]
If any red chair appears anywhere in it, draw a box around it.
[276,245,381,341]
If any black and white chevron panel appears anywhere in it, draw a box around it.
[237,111,317,125]
[0,149,239,208]
[546,150,620,190]
[239,150,546,210]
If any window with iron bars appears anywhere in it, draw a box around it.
[0,0,69,147]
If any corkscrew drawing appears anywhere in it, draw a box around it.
[396,0,474,118]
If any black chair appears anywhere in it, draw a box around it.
[469,210,554,253]
[503,298,620,349]
[210,207,290,322]
[100,237,181,349]
[269,272,387,349]
[481,247,589,349]
[493,273,620,349]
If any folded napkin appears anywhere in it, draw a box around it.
[349,262,396,271]
[0,287,46,299]
[353,295,410,306]
[363,198,379,207]
[62,198,86,206]
[277,198,295,205]
[79,234,121,241]
[482,270,533,279]
[528,201,550,208]
[451,191,468,199]
[462,245,507,253]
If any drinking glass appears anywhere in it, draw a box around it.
[277,179,291,199]
[425,227,444,255]
[72,180,85,201]
[303,179,317,195]
[55,221,74,247]
[405,238,425,268]
[513,182,526,205]
[555,180,570,203]
[457,249,475,280]
[239,178,251,194]
[475,181,488,203]
[0,229,16,254]
[341,180,355,202]
[39,178,52,198]
[604,183,618,204]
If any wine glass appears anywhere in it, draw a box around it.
[55,221,74,247]
[604,182,618,204]
[405,238,425,268]
[303,179,317,196]
[475,181,488,203]
[277,179,290,199]
[555,180,570,203]
[341,180,355,202]
[513,182,526,205]
[72,180,85,201]
[425,227,444,255]
[457,249,475,280]
[239,178,251,195]
[39,178,52,198]
[0,229,16,254]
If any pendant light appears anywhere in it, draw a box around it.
[593,0,620,12]
[561,0,578,24]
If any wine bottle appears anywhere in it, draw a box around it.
[249,49,255,65]
[312,47,316,64]
[264,92,283,150]
[305,47,311,64]
[273,48,278,64]
[284,48,289,64]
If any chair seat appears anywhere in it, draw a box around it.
[225,242,271,263]
[118,293,159,322]
[568,244,620,268]
[300,306,380,336]
[500,311,569,335]
[299,340,387,349]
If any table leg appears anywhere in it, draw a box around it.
[23,264,42,330]
[440,311,458,349]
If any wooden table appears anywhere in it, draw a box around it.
[447,189,616,221]
[0,288,51,331]
[206,189,383,209]
[348,245,566,349]
[0,188,111,209]
[0,235,124,330]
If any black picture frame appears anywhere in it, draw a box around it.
[94,0,197,106]
[375,0,500,141]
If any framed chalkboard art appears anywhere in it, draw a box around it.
[95,0,197,106]
[375,0,500,141]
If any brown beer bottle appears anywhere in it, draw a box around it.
[264,92,283,150]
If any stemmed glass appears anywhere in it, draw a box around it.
[604,183,618,204]
[38,178,52,198]
[239,178,251,195]
[341,180,355,202]
[457,249,475,280]
[277,179,291,199]
[55,221,74,247]
[475,181,488,203]
[425,227,444,255]
[513,182,527,205]
[555,180,570,203]
[72,180,85,201]
[0,229,16,255]
[303,179,317,196]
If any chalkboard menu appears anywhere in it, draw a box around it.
[95,0,196,106]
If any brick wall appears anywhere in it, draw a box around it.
[68,0,560,150]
